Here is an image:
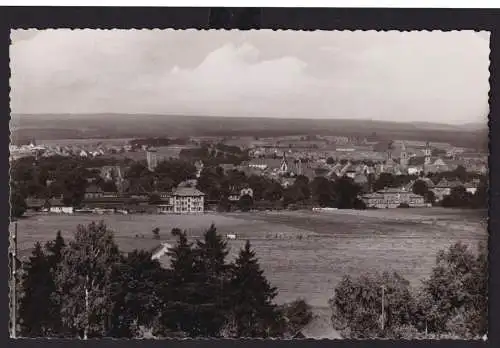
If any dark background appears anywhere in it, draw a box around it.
[1,6,499,348]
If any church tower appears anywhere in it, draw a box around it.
[279,152,289,174]
[297,158,303,176]
[424,141,431,165]
[400,142,409,168]
[386,141,393,163]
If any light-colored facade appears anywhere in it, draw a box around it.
[158,187,205,214]
[361,188,426,209]
[49,206,74,214]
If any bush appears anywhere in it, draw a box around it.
[329,271,415,339]
[417,242,487,337]
[277,299,314,338]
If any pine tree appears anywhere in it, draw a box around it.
[194,224,232,337]
[42,230,67,335]
[45,230,66,273]
[108,250,169,338]
[19,242,58,337]
[229,240,279,338]
[158,228,199,337]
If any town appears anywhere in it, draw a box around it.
[10,132,488,218]
[9,28,490,341]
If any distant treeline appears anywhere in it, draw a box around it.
[129,137,188,148]
[10,114,488,150]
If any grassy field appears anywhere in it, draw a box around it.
[12,208,487,310]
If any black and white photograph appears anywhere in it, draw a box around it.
[9,29,489,340]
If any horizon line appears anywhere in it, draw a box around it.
[10,113,487,128]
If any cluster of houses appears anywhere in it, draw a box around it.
[9,140,134,162]
[26,185,207,216]
[22,137,485,215]
[359,177,481,209]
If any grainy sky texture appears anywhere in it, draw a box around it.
[10,29,490,124]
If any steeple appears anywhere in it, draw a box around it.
[279,152,288,174]
[400,141,408,168]
[424,141,431,165]
[386,141,393,163]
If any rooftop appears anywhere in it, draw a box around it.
[172,187,205,197]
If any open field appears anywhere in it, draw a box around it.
[12,208,487,310]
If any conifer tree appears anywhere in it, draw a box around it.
[42,230,67,335]
[108,250,169,338]
[228,240,279,338]
[45,230,66,273]
[19,242,58,337]
[158,228,199,337]
[194,224,232,336]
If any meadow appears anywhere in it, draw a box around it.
[12,208,487,310]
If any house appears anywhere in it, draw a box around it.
[431,178,464,202]
[100,165,126,183]
[194,160,204,178]
[159,187,205,214]
[361,188,426,209]
[228,186,254,201]
[47,198,74,214]
[464,181,480,195]
[353,173,369,192]
[26,197,46,212]
[85,184,104,199]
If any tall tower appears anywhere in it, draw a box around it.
[146,150,158,172]
[424,141,431,165]
[400,142,408,168]
[386,141,393,163]
[279,152,288,174]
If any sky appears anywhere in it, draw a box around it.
[10,29,490,125]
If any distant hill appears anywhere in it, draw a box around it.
[9,113,488,150]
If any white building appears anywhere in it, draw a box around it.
[158,187,205,214]
[48,198,74,214]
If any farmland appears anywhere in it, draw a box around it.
[12,208,487,310]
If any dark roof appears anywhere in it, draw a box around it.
[86,184,104,193]
[435,178,464,188]
[172,187,205,197]
[48,197,64,206]
[26,198,46,208]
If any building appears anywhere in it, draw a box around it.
[228,186,254,202]
[47,198,74,214]
[26,197,46,212]
[195,160,204,178]
[158,187,205,214]
[85,184,104,199]
[424,141,432,166]
[399,142,409,169]
[464,181,480,195]
[361,188,426,209]
[431,178,464,202]
[146,149,159,171]
[278,153,303,176]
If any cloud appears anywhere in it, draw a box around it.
[9,30,490,124]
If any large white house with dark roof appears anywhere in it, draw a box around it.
[157,187,205,214]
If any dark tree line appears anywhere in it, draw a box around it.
[179,143,250,166]
[129,137,188,149]
[17,222,313,338]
